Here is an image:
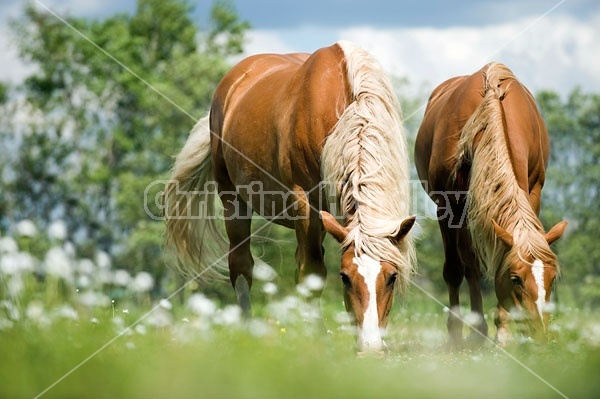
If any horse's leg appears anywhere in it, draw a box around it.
[458,228,489,344]
[292,187,327,302]
[439,212,464,347]
[495,304,512,346]
[221,190,254,317]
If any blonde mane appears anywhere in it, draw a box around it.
[321,41,416,291]
[452,62,557,279]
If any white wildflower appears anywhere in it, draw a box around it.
[44,246,74,283]
[303,274,324,291]
[146,308,173,328]
[0,252,36,275]
[15,220,37,237]
[47,220,67,241]
[7,275,24,297]
[26,300,44,321]
[187,293,216,317]
[78,291,111,307]
[77,259,95,275]
[122,308,129,314]
[135,324,147,335]
[296,284,311,297]
[1,300,20,320]
[0,236,18,254]
[213,305,241,325]
[159,298,172,310]
[129,272,154,293]
[248,319,270,337]
[267,295,302,322]
[55,305,78,320]
[334,311,353,325]
[543,302,557,314]
[63,242,76,257]
[262,282,278,295]
[253,261,277,281]
[95,250,111,269]
[76,275,91,289]
[113,269,131,287]
[464,311,484,326]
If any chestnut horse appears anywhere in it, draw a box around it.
[414,62,567,346]
[164,41,415,353]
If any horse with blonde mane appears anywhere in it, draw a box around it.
[164,41,416,354]
[415,62,567,346]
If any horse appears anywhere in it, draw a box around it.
[414,62,567,346]
[164,41,416,354]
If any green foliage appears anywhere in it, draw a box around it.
[4,0,250,287]
[537,89,600,305]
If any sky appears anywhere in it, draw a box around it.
[1,0,599,98]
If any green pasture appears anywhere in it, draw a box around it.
[2,263,600,398]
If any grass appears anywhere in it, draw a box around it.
[2,286,600,399]
[2,228,600,398]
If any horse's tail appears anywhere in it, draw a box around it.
[163,115,229,281]
[451,62,515,180]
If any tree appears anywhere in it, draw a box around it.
[4,0,250,288]
[537,89,600,305]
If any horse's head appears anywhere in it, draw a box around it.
[321,211,415,355]
[492,220,568,339]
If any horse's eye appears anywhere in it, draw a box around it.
[387,272,398,288]
[510,275,523,286]
[340,272,351,288]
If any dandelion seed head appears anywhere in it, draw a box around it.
[214,305,241,325]
[187,293,216,317]
[0,252,36,275]
[303,274,324,291]
[262,282,278,295]
[159,298,173,310]
[15,220,37,237]
[78,291,111,307]
[253,261,277,281]
[1,300,20,320]
[77,259,95,275]
[464,311,484,326]
[7,275,23,297]
[44,246,74,283]
[129,272,154,293]
[55,305,78,320]
[146,308,174,328]
[48,220,67,241]
[112,269,131,287]
[0,236,18,254]
[95,250,111,269]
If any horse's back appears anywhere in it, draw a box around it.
[415,64,548,194]
[415,72,481,191]
[209,43,352,223]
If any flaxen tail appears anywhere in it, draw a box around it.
[163,116,229,281]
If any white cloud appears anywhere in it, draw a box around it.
[1,3,598,98]
[244,13,600,96]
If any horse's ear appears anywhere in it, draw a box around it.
[391,215,416,244]
[321,211,348,243]
[545,221,568,246]
[492,220,514,247]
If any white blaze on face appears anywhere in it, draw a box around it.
[531,259,546,324]
[354,254,383,351]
